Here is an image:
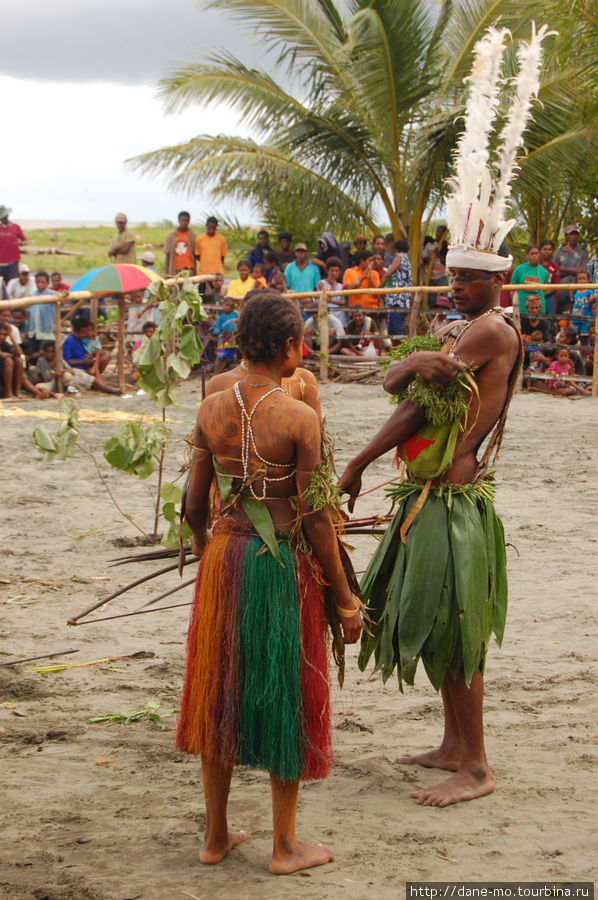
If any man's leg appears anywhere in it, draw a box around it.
[269,776,334,875]
[199,755,246,864]
[91,375,123,395]
[13,356,24,394]
[410,669,495,807]
[397,681,461,771]
[2,356,15,397]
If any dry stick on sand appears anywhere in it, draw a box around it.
[67,556,196,625]
[0,649,80,668]
[68,601,193,627]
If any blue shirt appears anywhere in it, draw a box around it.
[62,333,88,368]
[31,289,57,339]
[284,261,321,293]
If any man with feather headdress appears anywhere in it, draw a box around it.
[340,25,550,806]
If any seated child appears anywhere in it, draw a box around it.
[82,323,111,376]
[130,322,156,382]
[545,347,590,396]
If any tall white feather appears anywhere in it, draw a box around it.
[445,27,508,247]
[487,23,555,250]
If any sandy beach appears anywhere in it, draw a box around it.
[1,382,597,899]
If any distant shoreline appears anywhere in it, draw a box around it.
[20,219,150,230]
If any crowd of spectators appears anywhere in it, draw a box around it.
[1,206,596,400]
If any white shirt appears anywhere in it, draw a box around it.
[7,275,36,299]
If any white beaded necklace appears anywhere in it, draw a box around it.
[233,381,296,500]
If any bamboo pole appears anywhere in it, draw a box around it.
[53,300,64,393]
[3,281,597,312]
[511,295,523,393]
[318,286,329,382]
[592,312,598,398]
[90,296,98,327]
[408,290,423,337]
[117,294,126,392]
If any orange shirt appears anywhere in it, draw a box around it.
[342,266,380,309]
[174,230,193,271]
[194,232,228,275]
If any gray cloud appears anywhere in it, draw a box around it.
[0,0,252,84]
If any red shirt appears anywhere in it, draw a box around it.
[0,223,26,264]
[543,259,560,284]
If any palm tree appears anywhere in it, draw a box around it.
[131,0,598,269]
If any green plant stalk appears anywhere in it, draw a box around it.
[153,408,167,541]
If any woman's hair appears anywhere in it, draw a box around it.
[237,291,303,363]
[393,239,409,253]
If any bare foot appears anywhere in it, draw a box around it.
[269,840,334,875]
[397,746,460,772]
[199,829,247,864]
[411,766,495,807]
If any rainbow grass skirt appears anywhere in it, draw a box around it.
[176,521,331,782]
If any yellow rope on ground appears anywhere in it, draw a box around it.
[0,405,180,424]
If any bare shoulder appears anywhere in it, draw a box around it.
[196,386,235,425]
[297,367,319,388]
[205,367,242,396]
[459,312,520,358]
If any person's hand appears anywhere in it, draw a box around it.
[336,601,363,644]
[190,532,207,558]
[409,351,463,382]
[338,463,363,513]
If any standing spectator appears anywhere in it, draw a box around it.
[586,238,598,285]
[318,257,345,324]
[7,264,35,299]
[50,271,70,292]
[352,235,369,263]
[204,272,225,304]
[210,296,239,375]
[263,251,280,285]
[0,205,27,285]
[275,232,294,270]
[553,225,589,313]
[284,243,321,297]
[342,250,380,310]
[248,229,272,268]
[571,271,596,336]
[226,260,256,300]
[108,213,136,264]
[164,211,197,276]
[511,245,550,313]
[194,216,227,279]
[29,271,57,356]
[422,226,448,286]
[382,239,412,334]
[372,234,393,266]
[539,239,561,315]
[312,232,349,274]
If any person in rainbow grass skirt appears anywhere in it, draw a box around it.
[178,291,362,874]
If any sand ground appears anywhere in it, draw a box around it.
[1,382,597,900]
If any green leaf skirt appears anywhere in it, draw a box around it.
[358,483,508,691]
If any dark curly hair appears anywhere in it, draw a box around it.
[237,291,303,363]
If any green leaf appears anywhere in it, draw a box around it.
[32,424,57,457]
[162,501,177,524]
[160,482,182,503]
[103,436,134,471]
[134,333,161,366]
[241,495,282,565]
[174,299,190,320]
[179,324,201,365]
[213,458,233,502]
[167,352,192,379]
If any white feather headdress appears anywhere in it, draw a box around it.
[445,23,553,272]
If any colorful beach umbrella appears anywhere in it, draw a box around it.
[69,264,162,295]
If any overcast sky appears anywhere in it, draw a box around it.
[0,0,258,224]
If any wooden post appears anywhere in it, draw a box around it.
[90,296,98,327]
[592,312,598,398]
[117,294,126,392]
[53,299,63,393]
[318,286,329,382]
[409,290,423,337]
[511,294,523,393]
